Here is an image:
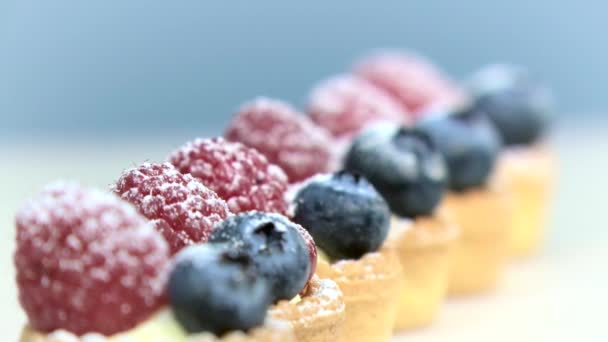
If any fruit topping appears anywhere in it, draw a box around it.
[14,182,170,336]
[416,106,502,191]
[466,64,553,146]
[168,244,271,335]
[226,97,333,183]
[354,51,464,116]
[292,171,391,260]
[168,138,289,215]
[307,74,408,137]
[113,162,232,254]
[344,123,447,217]
[209,212,314,302]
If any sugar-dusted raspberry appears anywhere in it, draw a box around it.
[168,137,289,215]
[225,98,333,183]
[14,182,170,336]
[113,162,232,254]
[354,51,465,117]
[308,74,408,137]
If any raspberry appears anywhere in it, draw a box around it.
[168,137,289,215]
[113,163,232,255]
[14,182,170,336]
[308,75,408,137]
[294,222,317,290]
[225,98,333,183]
[354,51,465,117]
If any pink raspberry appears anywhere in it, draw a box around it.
[113,162,232,255]
[14,182,170,336]
[308,74,408,137]
[168,137,289,215]
[225,98,333,183]
[354,51,465,118]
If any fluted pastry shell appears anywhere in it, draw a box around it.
[270,276,345,342]
[316,247,403,342]
[443,182,512,295]
[386,210,459,330]
[497,145,555,256]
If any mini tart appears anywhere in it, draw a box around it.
[442,181,512,295]
[20,313,295,342]
[315,247,403,342]
[270,276,346,342]
[497,144,555,256]
[386,209,459,330]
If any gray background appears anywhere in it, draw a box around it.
[1,1,607,140]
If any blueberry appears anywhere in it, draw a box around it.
[209,212,311,302]
[292,171,391,261]
[416,107,502,192]
[168,244,271,335]
[467,64,553,146]
[343,123,447,217]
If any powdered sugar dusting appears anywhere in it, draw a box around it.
[168,137,289,215]
[113,162,231,254]
[15,182,170,336]
[270,276,344,326]
[225,97,333,183]
[308,74,408,137]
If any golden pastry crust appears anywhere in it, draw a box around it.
[497,145,555,256]
[386,212,458,330]
[316,248,403,342]
[270,276,345,342]
[388,208,459,248]
[443,183,512,295]
[20,320,295,342]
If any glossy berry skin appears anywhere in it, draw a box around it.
[209,212,312,302]
[168,244,271,335]
[344,123,447,217]
[416,107,502,192]
[292,171,391,261]
[467,64,553,146]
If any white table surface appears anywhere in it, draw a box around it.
[2,123,607,341]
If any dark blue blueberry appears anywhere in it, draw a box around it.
[292,171,391,261]
[416,107,502,192]
[209,212,311,302]
[343,123,447,217]
[168,244,271,335]
[467,64,553,146]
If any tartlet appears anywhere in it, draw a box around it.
[442,182,511,294]
[316,247,403,342]
[466,63,555,257]
[497,145,555,256]
[341,122,453,331]
[15,182,324,342]
[386,209,459,330]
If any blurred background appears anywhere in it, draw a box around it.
[1,1,608,140]
[1,1,607,340]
